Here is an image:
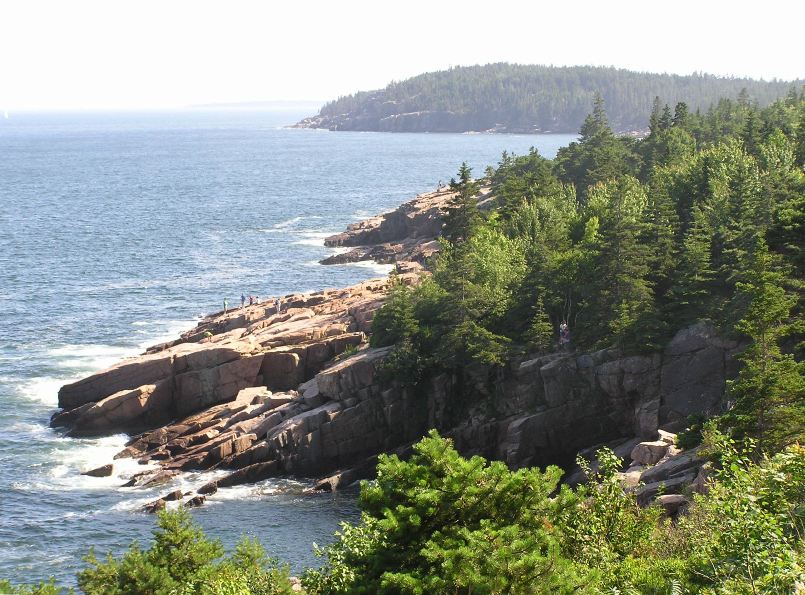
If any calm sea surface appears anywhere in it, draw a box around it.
[0,109,574,586]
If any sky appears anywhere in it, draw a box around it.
[1,0,803,111]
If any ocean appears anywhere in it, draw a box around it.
[0,108,574,586]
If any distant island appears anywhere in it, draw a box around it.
[294,63,803,133]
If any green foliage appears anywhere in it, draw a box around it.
[303,430,585,594]
[524,295,554,351]
[554,95,640,199]
[675,415,707,450]
[443,162,481,244]
[15,433,805,594]
[678,433,805,592]
[303,431,805,593]
[720,241,805,454]
[0,579,65,594]
[76,508,293,595]
[315,63,801,133]
[374,92,804,390]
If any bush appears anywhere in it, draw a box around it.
[77,508,293,595]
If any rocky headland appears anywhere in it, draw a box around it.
[51,186,738,511]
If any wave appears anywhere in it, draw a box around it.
[349,261,395,276]
[268,216,303,231]
[16,376,68,406]
[9,318,196,410]
[293,229,339,247]
[48,344,137,371]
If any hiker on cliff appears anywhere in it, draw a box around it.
[255,295,260,305]
[223,298,228,314]
[249,295,254,306]
[275,297,282,315]
[240,294,245,308]
[559,322,570,349]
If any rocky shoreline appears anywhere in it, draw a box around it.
[52,186,735,511]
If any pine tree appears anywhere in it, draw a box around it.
[586,178,655,348]
[669,203,715,323]
[721,241,804,455]
[659,104,673,130]
[525,295,554,351]
[672,102,690,128]
[443,162,481,244]
[649,96,663,134]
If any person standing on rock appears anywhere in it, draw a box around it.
[249,295,254,307]
[240,294,245,309]
[223,298,228,314]
[559,322,570,350]
[275,297,282,315]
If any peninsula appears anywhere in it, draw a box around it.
[294,63,803,134]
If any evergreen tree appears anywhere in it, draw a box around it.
[585,177,655,348]
[658,104,673,130]
[555,95,639,200]
[672,101,690,128]
[669,203,716,323]
[524,295,554,351]
[443,162,481,244]
[721,241,804,455]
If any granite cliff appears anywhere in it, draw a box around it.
[52,187,738,510]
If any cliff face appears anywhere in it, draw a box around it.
[51,188,740,507]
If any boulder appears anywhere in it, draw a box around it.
[261,350,303,391]
[636,471,696,506]
[184,495,206,508]
[67,381,173,437]
[198,482,218,495]
[82,464,113,477]
[58,351,174,410]
[656,494,689,516]
[630,440,669,466]
[639,447,704,484]
[316,347,391,400]
[143,498,166,514]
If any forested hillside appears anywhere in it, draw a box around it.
[296,63,803,133]
[373,92,804,456]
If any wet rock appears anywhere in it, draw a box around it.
[122,469,178,488]
[163,490,184,502]
[198,482,218,495]
[82,464,113,477]
[143,498,166,513]
[184,495,206,508]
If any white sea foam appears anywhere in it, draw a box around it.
[135,319,197,351]
[293,230,338,247]
[210,477,308,502]
[349,261,395,276]
[270,216,303,230]
[48,344,138,371]
[18,376,66,406]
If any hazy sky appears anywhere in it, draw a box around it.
[2,0,802,110]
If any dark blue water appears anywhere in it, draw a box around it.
[0,109,574,586]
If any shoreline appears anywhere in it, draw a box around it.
[48,186,456,510]
[48,182,728,516]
